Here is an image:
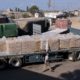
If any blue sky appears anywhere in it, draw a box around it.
[0,0,80,11]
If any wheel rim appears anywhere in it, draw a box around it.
[9,58,22,67]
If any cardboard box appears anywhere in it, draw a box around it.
[60,38,70,49]
[49,38,60,51]
[6,39,22,55]
[0,39,6,52]
[21,39,41,53]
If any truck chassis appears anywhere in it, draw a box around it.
[0,48,80,69]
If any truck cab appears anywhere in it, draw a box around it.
[14,17,50,36]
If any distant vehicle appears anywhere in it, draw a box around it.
[14,17,50,36]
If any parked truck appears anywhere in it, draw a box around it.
[14,17,50,36]
[0,33,80,69]
[0,15,79,70]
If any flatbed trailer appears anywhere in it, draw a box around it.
[0,47,80,69]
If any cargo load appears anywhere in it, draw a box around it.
[70,35,80,48]
[21,39,41,53]
[6,36,41,54]
[6,38,22,55]
[0,39,6,53]
[59,38,70,49]
[60,34,80,49]
[0,32,80,55]
[48,38,60,51]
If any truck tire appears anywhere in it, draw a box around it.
[0,59,6,69]
[9,57,22,68]
[68,52,77,61]
[76,52,80,60]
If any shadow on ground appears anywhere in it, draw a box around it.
[51,64,62,70]
[0,68,61,80]
[0,67,80,80]
[60,70,80,80]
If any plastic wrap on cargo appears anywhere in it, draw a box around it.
[6,38,22,55]
[67,34,80,48]
[76,35,80,48]
[0,39,6,52]
[17,35,32,39]
[59,34,70,49]
[21,39,41,53]
[18,35,41,53]
[60,39,70,49]
[40,34,52,51]
[41,33,60,51]
[48,38,60,51]
[2,31,80,56]
[40,39,47,51]
[32,35,44,51]
[58,33,79,49]
[42,30,59,37]
[32,35,41,40]
[76,37,80,48]
[70,38,76,48]
[66,34,79,46]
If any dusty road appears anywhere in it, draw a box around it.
[23,61,80,80]
[0,61,80,80]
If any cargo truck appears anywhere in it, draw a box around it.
[0,40,80,69]
[0,15,79,70]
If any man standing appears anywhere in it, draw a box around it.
[43,40,53,72]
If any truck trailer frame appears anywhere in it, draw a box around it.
[0,47,80,69]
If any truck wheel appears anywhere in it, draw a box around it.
[77,52,80,60]
[9,57,22,68]
[68,52,77,61]
[0,59,6,69]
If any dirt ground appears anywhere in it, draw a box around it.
[70,17,80,29]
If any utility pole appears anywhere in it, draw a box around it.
[48,0,52,10]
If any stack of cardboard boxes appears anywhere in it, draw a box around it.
[0,33,80,55]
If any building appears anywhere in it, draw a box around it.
[44,11,63,18]
[2,8,33,19]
